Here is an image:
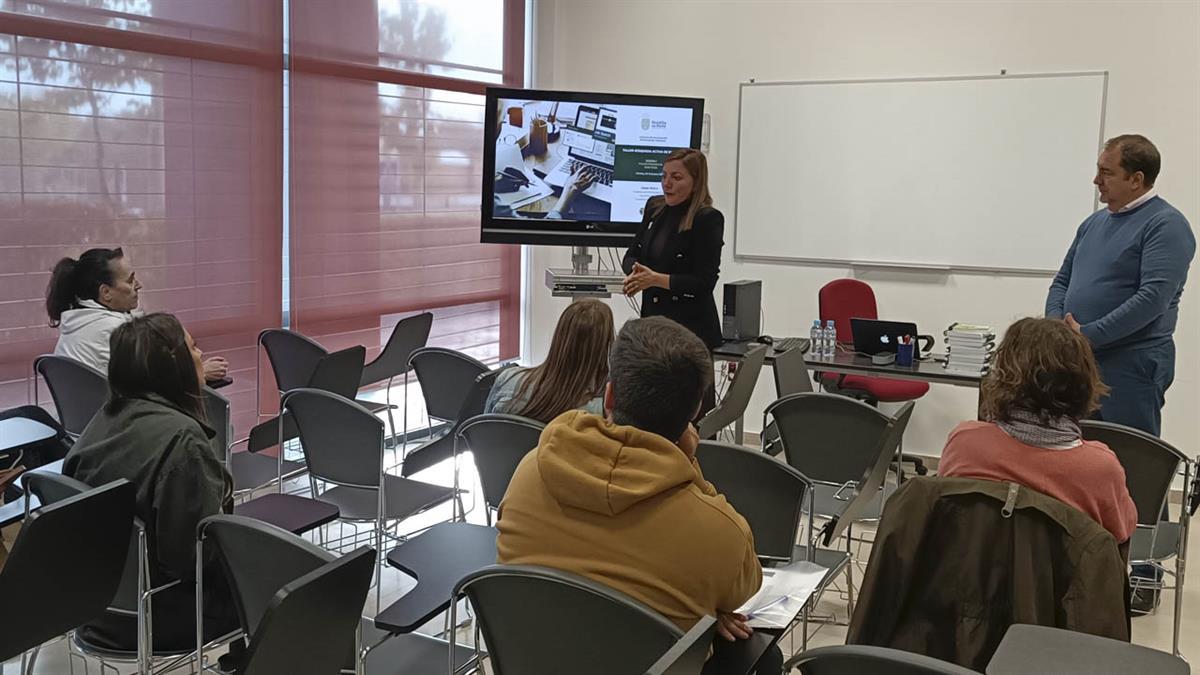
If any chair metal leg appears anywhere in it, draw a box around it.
[844,524,856,618]
[196,536,206,675]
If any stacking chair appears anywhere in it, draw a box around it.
[762,346,813,456]
[0,480,133,669]
[281,388,457,604]
[239,548,375,675]
[697,343,767,442]
[694,440,844,649]
[452,564,684,675]
[787,644,980,675]
[643,615,717,675]
[258,329,392,416]
[33,354,108,439]
[1080,420,1194,656]
[817,279,929,475]
[456,413,545,525]
[765,393,912,525]
[360,313,434,455]
[196,514,466,674]
[401,347,490,477]
[22,473,206,674]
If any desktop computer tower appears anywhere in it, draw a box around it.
[722,280,761,341]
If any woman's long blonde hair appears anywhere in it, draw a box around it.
[513,300,615,423]
[651,148,713,233]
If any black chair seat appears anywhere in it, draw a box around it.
[230,452,305,494]
[789,546,851,590]
[361,620,476,673]
[1130,522,1180,563]
[234,493,340,536]
[317,475,454,521]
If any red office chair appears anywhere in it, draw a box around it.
[818,279,929,474]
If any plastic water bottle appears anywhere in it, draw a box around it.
[810,320,823,359]
[823,320,837,358]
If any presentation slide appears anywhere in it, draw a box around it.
[491,98,694,223]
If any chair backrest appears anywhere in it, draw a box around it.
[240,547,375,675]
[307,345,367,399]
[259,329,327,395]
[773,346,814,396]
[644,615,717,675]
[360,312,434,387]
[695,441,809,562]
[283,388,382,488]
[818,279,877,345]
[198,514,336,638]
[697,343,767,440]
[0,480,134,662]
[409,347,490,422]
[204,386,233,462]
[823,401,915,545]
[789,644,980,675]
[457,564,683,675]
[458,413,545,511]
[34,355,108,437]
[764,392,893,485]
[1080,420,1186,526]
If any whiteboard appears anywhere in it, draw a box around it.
[733,72,1107,273]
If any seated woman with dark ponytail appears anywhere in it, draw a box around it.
[46,247,228,381]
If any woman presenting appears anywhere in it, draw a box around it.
[622,148,724,410]
[622,148,723,345]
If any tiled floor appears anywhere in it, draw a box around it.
[3,429,1196,673]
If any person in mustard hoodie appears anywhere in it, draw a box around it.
[497,315,766,662]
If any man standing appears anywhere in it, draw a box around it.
[1046,134,1195,437]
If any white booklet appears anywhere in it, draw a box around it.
[735,560,828,629]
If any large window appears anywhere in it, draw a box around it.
[0,0,523,435]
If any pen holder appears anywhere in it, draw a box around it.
[896,342,915,367]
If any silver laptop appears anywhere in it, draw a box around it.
[545,105,616,203]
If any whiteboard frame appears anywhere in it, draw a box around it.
[732,70,1109,276]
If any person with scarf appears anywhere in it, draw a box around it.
[939,317,1137,543]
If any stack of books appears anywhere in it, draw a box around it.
[944,323,995,376]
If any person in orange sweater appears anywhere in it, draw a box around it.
[940,317,1137,543]
[497,316,763,653]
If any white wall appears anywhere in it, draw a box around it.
[527,0,1200,456]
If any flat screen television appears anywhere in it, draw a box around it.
[481,87,704,247]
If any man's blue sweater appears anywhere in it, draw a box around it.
[1046,196,1195,355]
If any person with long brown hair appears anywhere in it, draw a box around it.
[485,299,614,423]
[939,317,1136,542]
[621,148,724,349]
[64,312,238,655]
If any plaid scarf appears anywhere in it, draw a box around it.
[995,408,1082,450]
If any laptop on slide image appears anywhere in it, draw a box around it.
[545,105,617,203]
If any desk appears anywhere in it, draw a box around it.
[702,629,783,675]
[375,522,498,634]
[713,340,983,443]
[0,416,57,451]
[0,460,336,536]
[987,624,1187,675]
[803,351,982,389]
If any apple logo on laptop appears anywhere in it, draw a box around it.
[879,335,891,345]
